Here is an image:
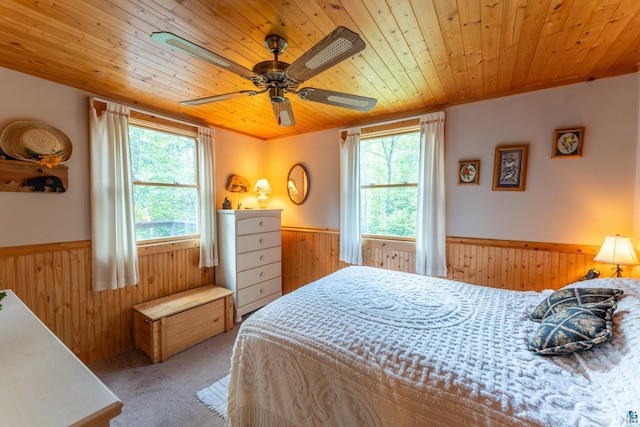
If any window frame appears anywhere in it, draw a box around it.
[359,121,421,241]
[128,115,201,244]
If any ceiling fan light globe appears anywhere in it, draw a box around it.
[269,87,286,103]
[272,100,296,126]
[278,111,294,126]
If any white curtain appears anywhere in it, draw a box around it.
[416,111,447,276]
[89,101,139,291]
[339,128,363,265]
[198,127,218,268]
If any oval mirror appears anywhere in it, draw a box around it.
[287,163,310,205]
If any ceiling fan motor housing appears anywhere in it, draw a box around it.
[252,59,299,102]
[252,60,290,83]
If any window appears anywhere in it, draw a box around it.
[360,128,420,238]
[129,123,199,241]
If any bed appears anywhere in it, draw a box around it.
[227,266,640,426]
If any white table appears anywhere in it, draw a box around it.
[0,290,122,426]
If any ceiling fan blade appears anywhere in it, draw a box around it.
[298,88,377,112]
[181,90,258,106]
[151,32,258,81]
[272,99,296,126]
[286,27,366,83]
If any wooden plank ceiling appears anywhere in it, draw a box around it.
[1,0,639,140]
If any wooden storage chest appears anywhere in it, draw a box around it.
[132,285,234,363]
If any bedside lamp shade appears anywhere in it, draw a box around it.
[253,178,272,208]
[593,234,639,277]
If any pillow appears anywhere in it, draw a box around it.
[530,287,623,322]
[528,299,616,355]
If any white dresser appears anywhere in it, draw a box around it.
[216,209,282,322]
[0,290,122,426]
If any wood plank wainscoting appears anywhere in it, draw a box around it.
[0,239,213,364]
[1,229,638,364]
[281,227,640,294]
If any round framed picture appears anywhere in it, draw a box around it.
[458,160,479,185]
[552,127,584,158]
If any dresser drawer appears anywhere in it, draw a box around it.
[237,261,281,289]
[237,246,281,272]
[237,216,280,235]
[217,209,282,322]
[237,231,280,254]
[237,277,282,308]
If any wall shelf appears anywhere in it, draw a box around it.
[0,158,68,192]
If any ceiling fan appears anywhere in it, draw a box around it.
[150,27,377,126]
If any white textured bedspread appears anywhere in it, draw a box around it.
[227,266,640,427]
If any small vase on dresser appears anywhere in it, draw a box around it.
[216,209,283,322]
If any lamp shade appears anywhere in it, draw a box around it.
[253,178,272,209]
[253,178,272,194]
[288,179,299,195]
[594,235,639,278]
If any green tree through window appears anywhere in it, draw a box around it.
[129,125,199,241]
[360,131,420,238]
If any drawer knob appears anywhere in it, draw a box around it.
[259,238,264,244]
[260,288,265,294]
[259,221,264,226]
[259,255,265,260]
[260,271,265,277]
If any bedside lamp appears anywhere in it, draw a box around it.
[593,234,639,277]
[253,178,272,209]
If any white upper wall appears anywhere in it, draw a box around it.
[0,67,92,247]
[264,129,340,228]
[268,74,640,247]
[2,66,638,248]
[0,67,265,248]
[447,74,638,245]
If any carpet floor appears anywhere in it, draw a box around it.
[90,325,240,427]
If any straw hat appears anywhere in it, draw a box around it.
[0,120,72,166]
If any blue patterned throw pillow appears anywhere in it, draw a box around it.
[530,287,623,322]
[528,299,616,355]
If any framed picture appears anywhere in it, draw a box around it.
[552,127,584,158]
[458,160,479,185]
[492,144,528,191]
